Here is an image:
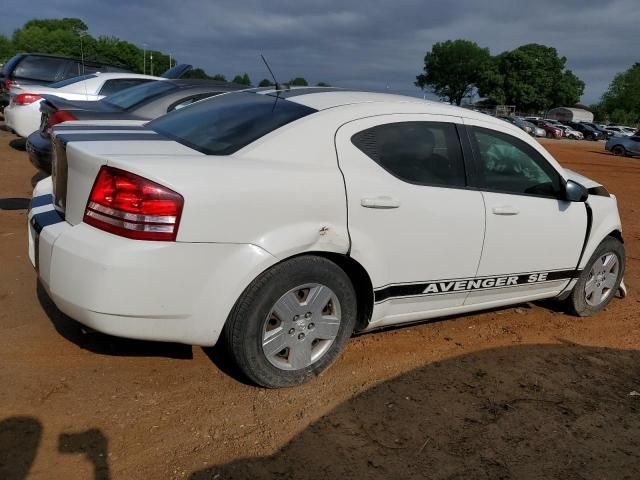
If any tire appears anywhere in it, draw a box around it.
[569,237,625,317]
[612,145,626,156]
[546,131,553,139]
[223,256,357,388]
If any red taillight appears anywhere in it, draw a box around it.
[47,110,77,130]
[83,166,183,241]
[14,93,42,105]
[4,79,12,92]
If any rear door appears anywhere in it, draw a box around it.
[462,120,587,305]
[335,114,486,326]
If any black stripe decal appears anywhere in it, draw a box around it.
[53,125,150,131]
[31,209,65,233]
[374,269,579,303]
[30,194,53,209]
[56,133,168,145]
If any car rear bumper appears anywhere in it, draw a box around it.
[4,102,40,137]
[26,131,52,173]
[29,178,278,346]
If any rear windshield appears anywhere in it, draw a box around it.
[148,92,317,155]
[102,80,175,110]
[49,74,97,88]
[13,56,69,82]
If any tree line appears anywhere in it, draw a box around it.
[415,39,639,124]
[0,18,329,88]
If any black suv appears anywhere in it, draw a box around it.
[1,53,128,111]
[564,121,604,141]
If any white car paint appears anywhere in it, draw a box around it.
[4,72,164,137]
[29,89,624,347]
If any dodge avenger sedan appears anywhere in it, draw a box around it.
[28,88,626,387]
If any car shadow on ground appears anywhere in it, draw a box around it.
[36,281,193,360]
[31,170,48,187]
[0,198,30,210]
[191,342,640,480]
[0,416,111,480]
[9,138,26,151]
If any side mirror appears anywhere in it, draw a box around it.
[564,179,588,202]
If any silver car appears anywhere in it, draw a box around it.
[606,135,640,157]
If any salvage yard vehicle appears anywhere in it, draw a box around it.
[26,78,244,173]
[556,124,584,140]
[606,134,640,157]
[0,53,129,112]
[4,72,164,138]
[28,88,626,388]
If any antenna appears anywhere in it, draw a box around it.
[261,54,280,90]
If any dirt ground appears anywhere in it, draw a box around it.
[0,127,639,480]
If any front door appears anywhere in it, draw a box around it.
[463,122,587,306]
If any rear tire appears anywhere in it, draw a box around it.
[223,256,357,388]
[569,237,625,317]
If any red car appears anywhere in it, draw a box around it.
[531,120,563,138]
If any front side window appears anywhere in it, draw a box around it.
[351,121,466,187]
[470,127,562,197]
[149,92,317,155]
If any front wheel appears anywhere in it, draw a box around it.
[223,256,357,388]
[612,145,626,156]
[569,237,625,316]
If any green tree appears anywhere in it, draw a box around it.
[479,44,584,113]
[288,77,308,86]
[599,63,640,125]
[258,78,274,87]
[316,81,331,87]
[211,74,227,81]
[23,18,88,34]
[415,39,491,105]
[232,73,251,85]
[0,34,14,63]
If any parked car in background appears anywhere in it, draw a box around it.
[0,53,129,112]
[565,122,604,141]
[581,122,612,139]
[556,124,584,140]
[530,119,562,138]
[606,135,640,157]
[26,79,246,172]
[526,121,546,137]
[28,88,626,388]
[498,116,534,136]
[4,73,164,137]
[604,126,633,138]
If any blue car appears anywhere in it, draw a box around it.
[606,135,640,157]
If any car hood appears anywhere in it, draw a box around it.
[563,168,602,189]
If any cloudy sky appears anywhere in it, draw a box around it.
[2,0,638,103]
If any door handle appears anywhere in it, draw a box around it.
[492,205,520,216]
[361,196,401,209]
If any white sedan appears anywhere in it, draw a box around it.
[29,88,626,387]
[4,72,164,137]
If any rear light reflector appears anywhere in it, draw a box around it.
[84,166,183,241]
[14,93,42,105]
[47,110,77,130]
[4,79,13,92]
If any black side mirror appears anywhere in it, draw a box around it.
[564,179,589,202]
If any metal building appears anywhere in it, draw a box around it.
[546,107,594,123]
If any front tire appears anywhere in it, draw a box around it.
[223,256,357,388]
[569,237,625,316]
[612,145,626,156]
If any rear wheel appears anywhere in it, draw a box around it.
[223,256,357,388]
[569,237,625,316]
[612,145,626,156]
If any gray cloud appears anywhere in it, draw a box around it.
[1,0,638,103]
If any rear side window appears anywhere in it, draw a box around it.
[13,56,70,82]
[98,78,153,96]
[102,81,175,110]
[149,92,317,155]
[469,127,562,197]
[351,122,466,187]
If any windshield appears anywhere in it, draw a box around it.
[149,92,317,155]
[103,80,175,110]
[49,74,97,88]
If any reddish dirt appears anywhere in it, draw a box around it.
[0,129,639,479]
